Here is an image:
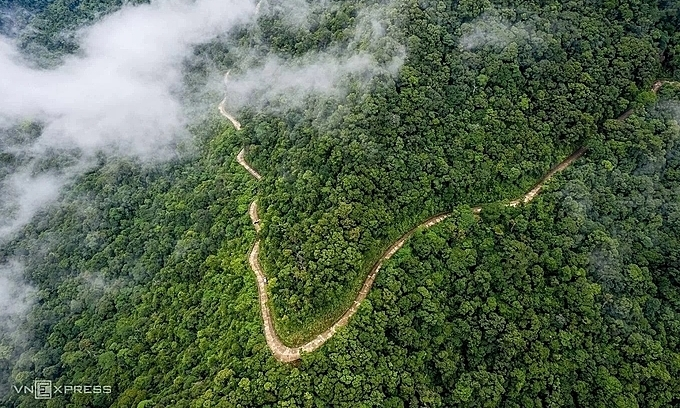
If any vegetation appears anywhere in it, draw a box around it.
[248,0,677,341]
[1,0,680,406]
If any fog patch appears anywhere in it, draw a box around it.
[69,270,135,315]
[0,0,407,348]
[0,169,67,244]
[459,11,542,51]
[589,246,625,294]
[221,1,405,113]
[0,0,261,245]
[654,100,680,128]
[0,5,31,37]
[255,0,323,28]
[350,4,394,48]
[0,261,35,335]
[0,0,256,158]
[222,48,404,112]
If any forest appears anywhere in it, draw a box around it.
[1,0,680,406]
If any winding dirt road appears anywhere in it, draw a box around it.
[219,99,241,131]
[221,80,677,362]
[219,71,242,130]
[237,148,262,180]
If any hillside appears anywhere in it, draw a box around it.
[1,0,680,407]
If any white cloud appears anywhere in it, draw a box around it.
[0,0,261,245]
[0,0,405,339]
[223,49,404,111]
[0,261,35,332]
[0,0,257,156]
[459,12,538,51]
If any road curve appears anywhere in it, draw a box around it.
[219,99,241,131]
[220,71,242,130]
[237,148,262,180]
[222,80,677,362]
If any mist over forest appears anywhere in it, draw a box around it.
[2,0,680,406]
[0,0,402,335]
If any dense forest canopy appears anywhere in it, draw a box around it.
[0,0,680,406]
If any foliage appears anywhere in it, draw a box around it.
[2,0,680,406]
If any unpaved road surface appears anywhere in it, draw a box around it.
[237,148,262,180]
[221,80,675,362]
[219,99,242,130]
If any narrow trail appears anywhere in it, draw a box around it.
[219,99,241,131]
[221,80,676,362]
[237,148,262,180]
[219,71,242,131]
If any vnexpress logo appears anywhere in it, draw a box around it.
[13,380,112,399]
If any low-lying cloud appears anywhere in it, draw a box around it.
[222,2,404,112]
[255,0,323,28]
[0,170,66,239]
[0,0,256,344]
[0,0,258,157]
[0,0,406,342]
[0,4,30,37]
[459,11,540,51]
[223,49,404,112]
[0,261,35,334]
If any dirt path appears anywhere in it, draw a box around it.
[219,99,242,130]
[220,79,674,362]
[652,80,680,92]
[249,241,302,361]
[509,147,587,207]
[220,71,242,130]
[249,201,261,232]
[237,148,262,180]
